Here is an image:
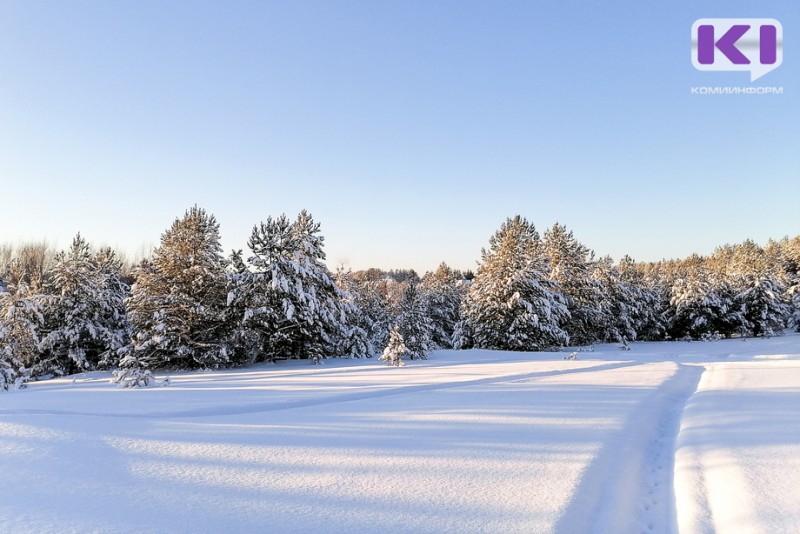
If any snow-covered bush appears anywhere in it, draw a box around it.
[111,367,169,388]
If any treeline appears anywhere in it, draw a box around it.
[1,208,799,389]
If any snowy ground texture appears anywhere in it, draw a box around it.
[2,335,800,534]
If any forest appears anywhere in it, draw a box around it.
[2,206,799,389]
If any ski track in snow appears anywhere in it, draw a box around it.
[554,363,703,534]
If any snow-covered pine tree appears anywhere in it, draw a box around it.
[451,317,473,349]
[379,325,407,366]
[125,206,230,370]
[394,281,433,360]
[420,262,464,349]
[461,216,570,351]
[225,249,263,366]
[668,255,729,340]
[331,268,375,358]
[232,211,348,363]
[617,256,667,341]
[590,256,637,343]
[542,223,603,345]
[705,244,750,337]
[0,281,44,386]
[724,241,789,337]
[769,235,800,331]
[0,356,15,391]
[347,271,392,352]
[790,284,800,332]
[737,275,788,337]
[94,247,131,367]
[37,235,129,376]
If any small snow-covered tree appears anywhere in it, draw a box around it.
[0,357,15,391]
[461,216,570,351]
[451,317,473,349]
[379,325,407,366]
[125,206,230,370]
[111,366,157,388]
[394,282,433,360]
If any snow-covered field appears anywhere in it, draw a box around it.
[2,335,800,534]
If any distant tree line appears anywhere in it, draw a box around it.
[2,208,799,389]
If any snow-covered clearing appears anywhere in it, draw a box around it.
[2,335,800,533]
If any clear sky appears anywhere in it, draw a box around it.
[1,1,798,273]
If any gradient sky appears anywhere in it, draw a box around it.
[1,1,798,273]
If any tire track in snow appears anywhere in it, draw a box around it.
[1,361,642,420]
[554,363,704,534]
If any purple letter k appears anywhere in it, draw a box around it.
[698,24,751,65]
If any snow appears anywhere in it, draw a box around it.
[2,334,800,533]
[674,360,800,534]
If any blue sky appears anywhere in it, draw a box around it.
[1,1,797,273]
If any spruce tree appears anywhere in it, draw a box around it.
[124,206,230,370]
